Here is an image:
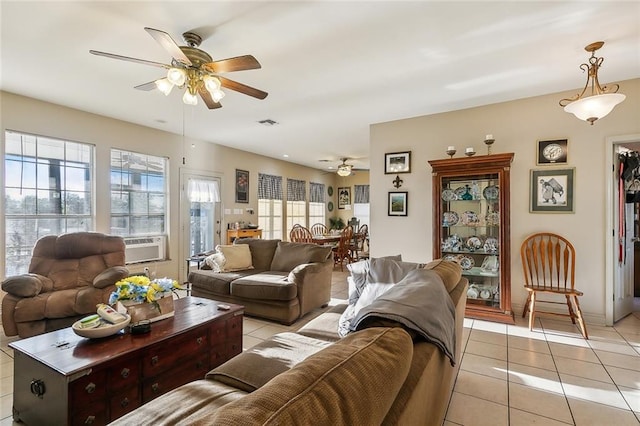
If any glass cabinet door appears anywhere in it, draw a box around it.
[441,175,501,308]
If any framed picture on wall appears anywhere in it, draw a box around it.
[530,168,575,213]
[388,191,408,216]
[338,187,351,209]
[235,169,249,203]
[385,151,411,174]
[537,139,568,165]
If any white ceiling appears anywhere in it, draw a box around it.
[1,1,639,171]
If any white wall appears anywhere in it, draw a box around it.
[0,91,339,280]
[370,78,640,325]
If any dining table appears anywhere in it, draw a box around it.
[311,234,341,245]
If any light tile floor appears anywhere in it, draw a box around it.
[1,271,640,425]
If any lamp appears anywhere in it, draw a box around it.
[337,164,352,177]
[164,67,226,106]
[559,41,625,125]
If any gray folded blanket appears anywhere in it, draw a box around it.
[349,268,457,365]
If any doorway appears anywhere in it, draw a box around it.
[180,170,222,282]
[606,134,640,325]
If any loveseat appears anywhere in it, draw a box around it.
[113,258,468,425]
[189,238,334,325]
[1,232,130,338]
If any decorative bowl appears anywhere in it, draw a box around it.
[72,314,131,339]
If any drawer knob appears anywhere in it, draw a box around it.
[84,415,96,425]
[120,368,130,379]
[196,337,203,345]
[85,382,96,394]
[120,397,129,408]
[151,356,159,366]
[152,383,159,393]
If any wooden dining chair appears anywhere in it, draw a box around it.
[311,223,328,236]
[289,225,314,243]
[333,225,354,271]
[351,224,369,260]
[521,232,588,339]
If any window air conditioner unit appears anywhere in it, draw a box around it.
[124,236,166,264]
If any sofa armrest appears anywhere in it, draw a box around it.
[1,274,52,297]
[93,266,130,289]
[288,260,333,316]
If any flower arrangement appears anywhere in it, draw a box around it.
[109,276,182,307]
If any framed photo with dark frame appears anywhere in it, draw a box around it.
[385,151,411,174]
[338,187,351,209]
[537,139,568,165]
[235,169,249,203]
[388,191,408,216]
[530,168,575,213]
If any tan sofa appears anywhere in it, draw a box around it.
[113,259,468,426]
[1,232,129,338]
[189,238,334,325]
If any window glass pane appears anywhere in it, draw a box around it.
[110,149,168,241]
[4,131,94,275]
[111,216,129,236]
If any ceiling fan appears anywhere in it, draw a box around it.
[320,158,360,176]
[90,27,268,109]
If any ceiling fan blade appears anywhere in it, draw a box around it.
[219,77,268,100]
[202,55,262,73]
[134,81,158,91]
[144,27,192,66]
[198,87,222,109]
[90,50,170,69]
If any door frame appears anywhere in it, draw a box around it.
[179,168,224,283]
[605,133,640,325]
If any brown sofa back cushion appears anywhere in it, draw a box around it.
[234,238,280,271]
[210,327,413,425]
[270,241,332,272]
[29,233,126,290]
[423,259,463,293]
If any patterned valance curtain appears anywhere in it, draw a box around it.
[258,173,283,200]
[187,179,220,203]
[354,184,370,203]
[310,182,325,203]
[287,179,306,201]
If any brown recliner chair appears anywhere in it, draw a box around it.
[1,232,129,338]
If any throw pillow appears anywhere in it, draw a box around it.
[204,252,226,272]
[270,241,331,272]
[211,245,254,272]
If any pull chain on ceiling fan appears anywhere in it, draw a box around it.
[90,27,268,109]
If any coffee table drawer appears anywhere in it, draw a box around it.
[142,328,208,376]
[108,357,140,392]
[70,369,107,402]
[71,399,106,426]
[109,385,141,421]
[142,352,209,402]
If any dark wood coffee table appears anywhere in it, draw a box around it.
[9,296,243,426]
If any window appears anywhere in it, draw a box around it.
[286,178,306,239]
[4,131,94,276]
[187,178,221,256]
[353,184,370,228]
[258,173,283,239]
[309,182,326,227]
[110,149,168,237]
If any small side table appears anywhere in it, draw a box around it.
[185,254,209,296]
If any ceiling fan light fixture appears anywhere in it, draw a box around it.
[183,89,198,105]
[155,78,174,96]
[211,88,225,103]
[337,164,352,177]
[203,75,221,92]
[559,41,625,125]
[167,67,187,86]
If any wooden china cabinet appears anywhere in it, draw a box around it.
[429,153,515,324]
